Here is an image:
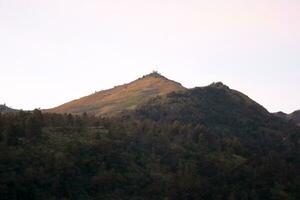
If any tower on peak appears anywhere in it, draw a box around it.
[151,70,160,75]
[144,70,164,78]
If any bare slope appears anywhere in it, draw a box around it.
[47,72,186,116]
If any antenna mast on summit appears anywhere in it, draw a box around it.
[153,65,159,74]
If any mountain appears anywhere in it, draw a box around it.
[47,72,186,116]
[274,110,300,126]
[131,82,271,127]
[0,104,17,113]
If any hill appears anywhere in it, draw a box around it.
[47,72,186,116]
[124,82,300,155]
[273,111,288,119]
[132,82,271,127]
[274,110,300,126]
[0,104,17,113]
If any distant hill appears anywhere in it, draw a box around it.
[123,82,299,158]
[274,110,300,126]
[0,104,17,113]
[132,82,271,128]
[47,72,186,116]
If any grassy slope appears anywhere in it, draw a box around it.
[47,73,186,116]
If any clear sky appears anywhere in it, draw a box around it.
[0,0,299,113]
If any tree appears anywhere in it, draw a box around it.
[25,109,43,139]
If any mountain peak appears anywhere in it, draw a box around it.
[141,71,166,79]
[47,72,186,116]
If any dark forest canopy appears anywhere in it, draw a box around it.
[0,108,299,200]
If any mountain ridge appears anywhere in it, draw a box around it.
[274,110,300,126]
[128,82,272,128]
[46,72,298,125]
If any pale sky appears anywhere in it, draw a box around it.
[0,0,299,113]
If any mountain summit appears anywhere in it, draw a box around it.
[47,72,186,116]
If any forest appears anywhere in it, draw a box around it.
[0,107,299,200]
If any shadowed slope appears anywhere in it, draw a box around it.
[274,110,300,126]
[288,110,300,126]
[132,82,271,129]
[47,72,186,116]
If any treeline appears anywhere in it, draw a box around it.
[0,110,299,200]
[0,110,104,145]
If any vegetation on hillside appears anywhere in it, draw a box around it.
[274,110,300,126]
[0,83,299,200]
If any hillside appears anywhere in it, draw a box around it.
[274,110,300,126]
[1,82,299,199]
[132,82,271,128]
[47,72,186,116]
[1,86,299,199]
[273,111,288,119]
[288,110,300,126]
[0,104,17,113]
[125,82,299,160]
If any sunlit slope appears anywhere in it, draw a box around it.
[47,72,186,116]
